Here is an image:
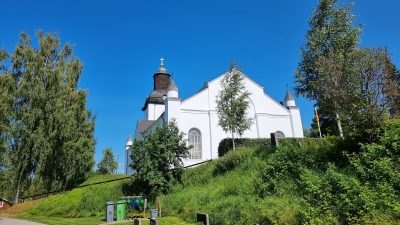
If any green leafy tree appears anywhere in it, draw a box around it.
[97,147,118,174]
[0,31,95,201]
[346,48,400,142]
[216,64,253,150]
[129,121,189,199]
[295,0,361,138]
[0,50,15,200]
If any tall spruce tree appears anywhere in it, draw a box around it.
[0,31,95,201]
[216,64,252,151]
[295,0,361,138]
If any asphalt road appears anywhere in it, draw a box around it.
[0,217,45,225]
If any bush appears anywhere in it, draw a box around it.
[162,122,400,224]
[217,138,271,157]
[217,137,332,158]
[214,147,254,175]
[300,165,368,224]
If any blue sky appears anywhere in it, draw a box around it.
[1,0,399,173]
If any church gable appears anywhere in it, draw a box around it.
[181,87,210,111]
[188,71,290,115]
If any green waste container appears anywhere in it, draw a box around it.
[116,200,127,221]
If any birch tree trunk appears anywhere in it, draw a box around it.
[231,131,236,151]
[336,112,344,139]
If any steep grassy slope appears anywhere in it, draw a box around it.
[160,133,400,225]
[0,174,127,224]
[161,146,304,225]
[1,174,198,225]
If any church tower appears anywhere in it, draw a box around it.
[285,90,304,137]
[164,80,181,123]
[153,57,171,91]
[142,58,171,120]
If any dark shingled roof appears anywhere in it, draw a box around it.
[137,120,155,134]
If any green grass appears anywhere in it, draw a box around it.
[114,216,202,225]
[0,174,129,223]
[15,214,103,225]
[160,146,305,225]
[3,129,399,225]
[28,174,129,218]
[159,136,400,225]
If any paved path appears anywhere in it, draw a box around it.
[0,217,45,225]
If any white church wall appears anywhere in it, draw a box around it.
[154,104,165,120]
[289,107,304,137]
[241,98,259,138]
[165,98,181,123]
[181,89,209,111]
[180,110,212,166]
[145,103,165,121]
[204,73,290,116]
[260,115,293,137]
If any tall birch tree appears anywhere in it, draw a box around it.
[216,64,252,151]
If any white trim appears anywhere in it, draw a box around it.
[207,86,213,159]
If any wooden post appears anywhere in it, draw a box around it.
[156,197,161,217]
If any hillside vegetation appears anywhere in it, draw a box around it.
[2,120,399,225]
[0,174,127,224]
[161,120,400,225]
[1,174,198,225]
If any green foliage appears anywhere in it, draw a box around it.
[296,0,400,142]
[161,147,305,225]
[128,121,189,199]
[0,31,95,200]
[215,64,253,149]
[217,138,271,156]
[213,146,254,175]
[295,0,360,137]
[161,122,400,224]
[296,0,360,100]
[96,147,118,175]
[0,174,127,222]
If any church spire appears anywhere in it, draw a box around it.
[285,88,296,107]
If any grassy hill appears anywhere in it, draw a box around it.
[2,120,399,225]
[1,173,198,225]
[0,174,127,224]
[159,126,400,225]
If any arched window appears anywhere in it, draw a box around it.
[275,131,285,138]
[188,128,202,159]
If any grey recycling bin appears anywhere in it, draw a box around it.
[150,209,159,219]
[106,201,115,222]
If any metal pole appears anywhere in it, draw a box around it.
[314,107,322,138]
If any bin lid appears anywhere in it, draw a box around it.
[106,201,115,205]
[116,200,126,204]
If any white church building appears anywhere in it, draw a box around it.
[125,59,304,174]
